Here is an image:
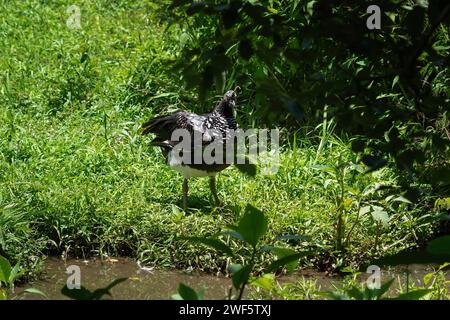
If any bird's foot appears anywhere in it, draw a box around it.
[212,197,224,210]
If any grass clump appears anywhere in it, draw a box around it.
[0,1,440,278]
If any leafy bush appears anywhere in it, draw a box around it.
[165,0,450,199]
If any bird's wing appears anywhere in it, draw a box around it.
[182,113,225,143]
[141,111,222,144]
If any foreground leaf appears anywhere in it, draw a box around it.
[8,262,24,284]
[366,278,395,299]
[178,237,233,256]
[176,283,200,300]
[228,205,267,247]
[391,289,432,300]
[266,252,308,273]
[249,274,276,291]
[0,256,12,285]
[426,236,450,256]
[372,251,439,266]
[231,264,253,290]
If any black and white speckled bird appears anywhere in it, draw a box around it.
[141,87,241,211]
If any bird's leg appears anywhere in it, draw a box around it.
[182,178,189,211]
[209,176,221,207]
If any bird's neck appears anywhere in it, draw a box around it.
[213,100,235,118]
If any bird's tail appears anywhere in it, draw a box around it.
[140,113,178,136]
[150,138,174,149]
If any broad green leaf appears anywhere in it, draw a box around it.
[437,262,450,271]
[228,263,243,275]
[325,291,350,300]
[371,249,450,266]
[423,272,434,285]
[0,256,12,284]
[179,237,233,256]
[231,264,253,290]
[229,205,267,247]
[426,236,450,256]
[249,274,276,291]
[266,246,296,256]
[171,293,183,300]
[265,246,299,273]
[392,196,413,204]
[177,283,199,300]
[0,289,7,300]
[8,262,23,284]
[346,286,364,300]
[197,288,205,300]
[266,252,307,273]
[367,278,394,299]
[343,198,353,209]
[222,231,244,241]
[392,289,432,300]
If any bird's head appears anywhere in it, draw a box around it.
[223,86,240,106]
[214,86,241,117]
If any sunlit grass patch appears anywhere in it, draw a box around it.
[0,1,440,279]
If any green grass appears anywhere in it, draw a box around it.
[0,0,439,277]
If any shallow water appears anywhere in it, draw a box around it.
[14,257,232,300]
[13,257,448,300]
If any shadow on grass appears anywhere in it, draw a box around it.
[144,190,239,219]
[182,196,239,220]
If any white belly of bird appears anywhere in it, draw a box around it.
[167,150,216,178]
